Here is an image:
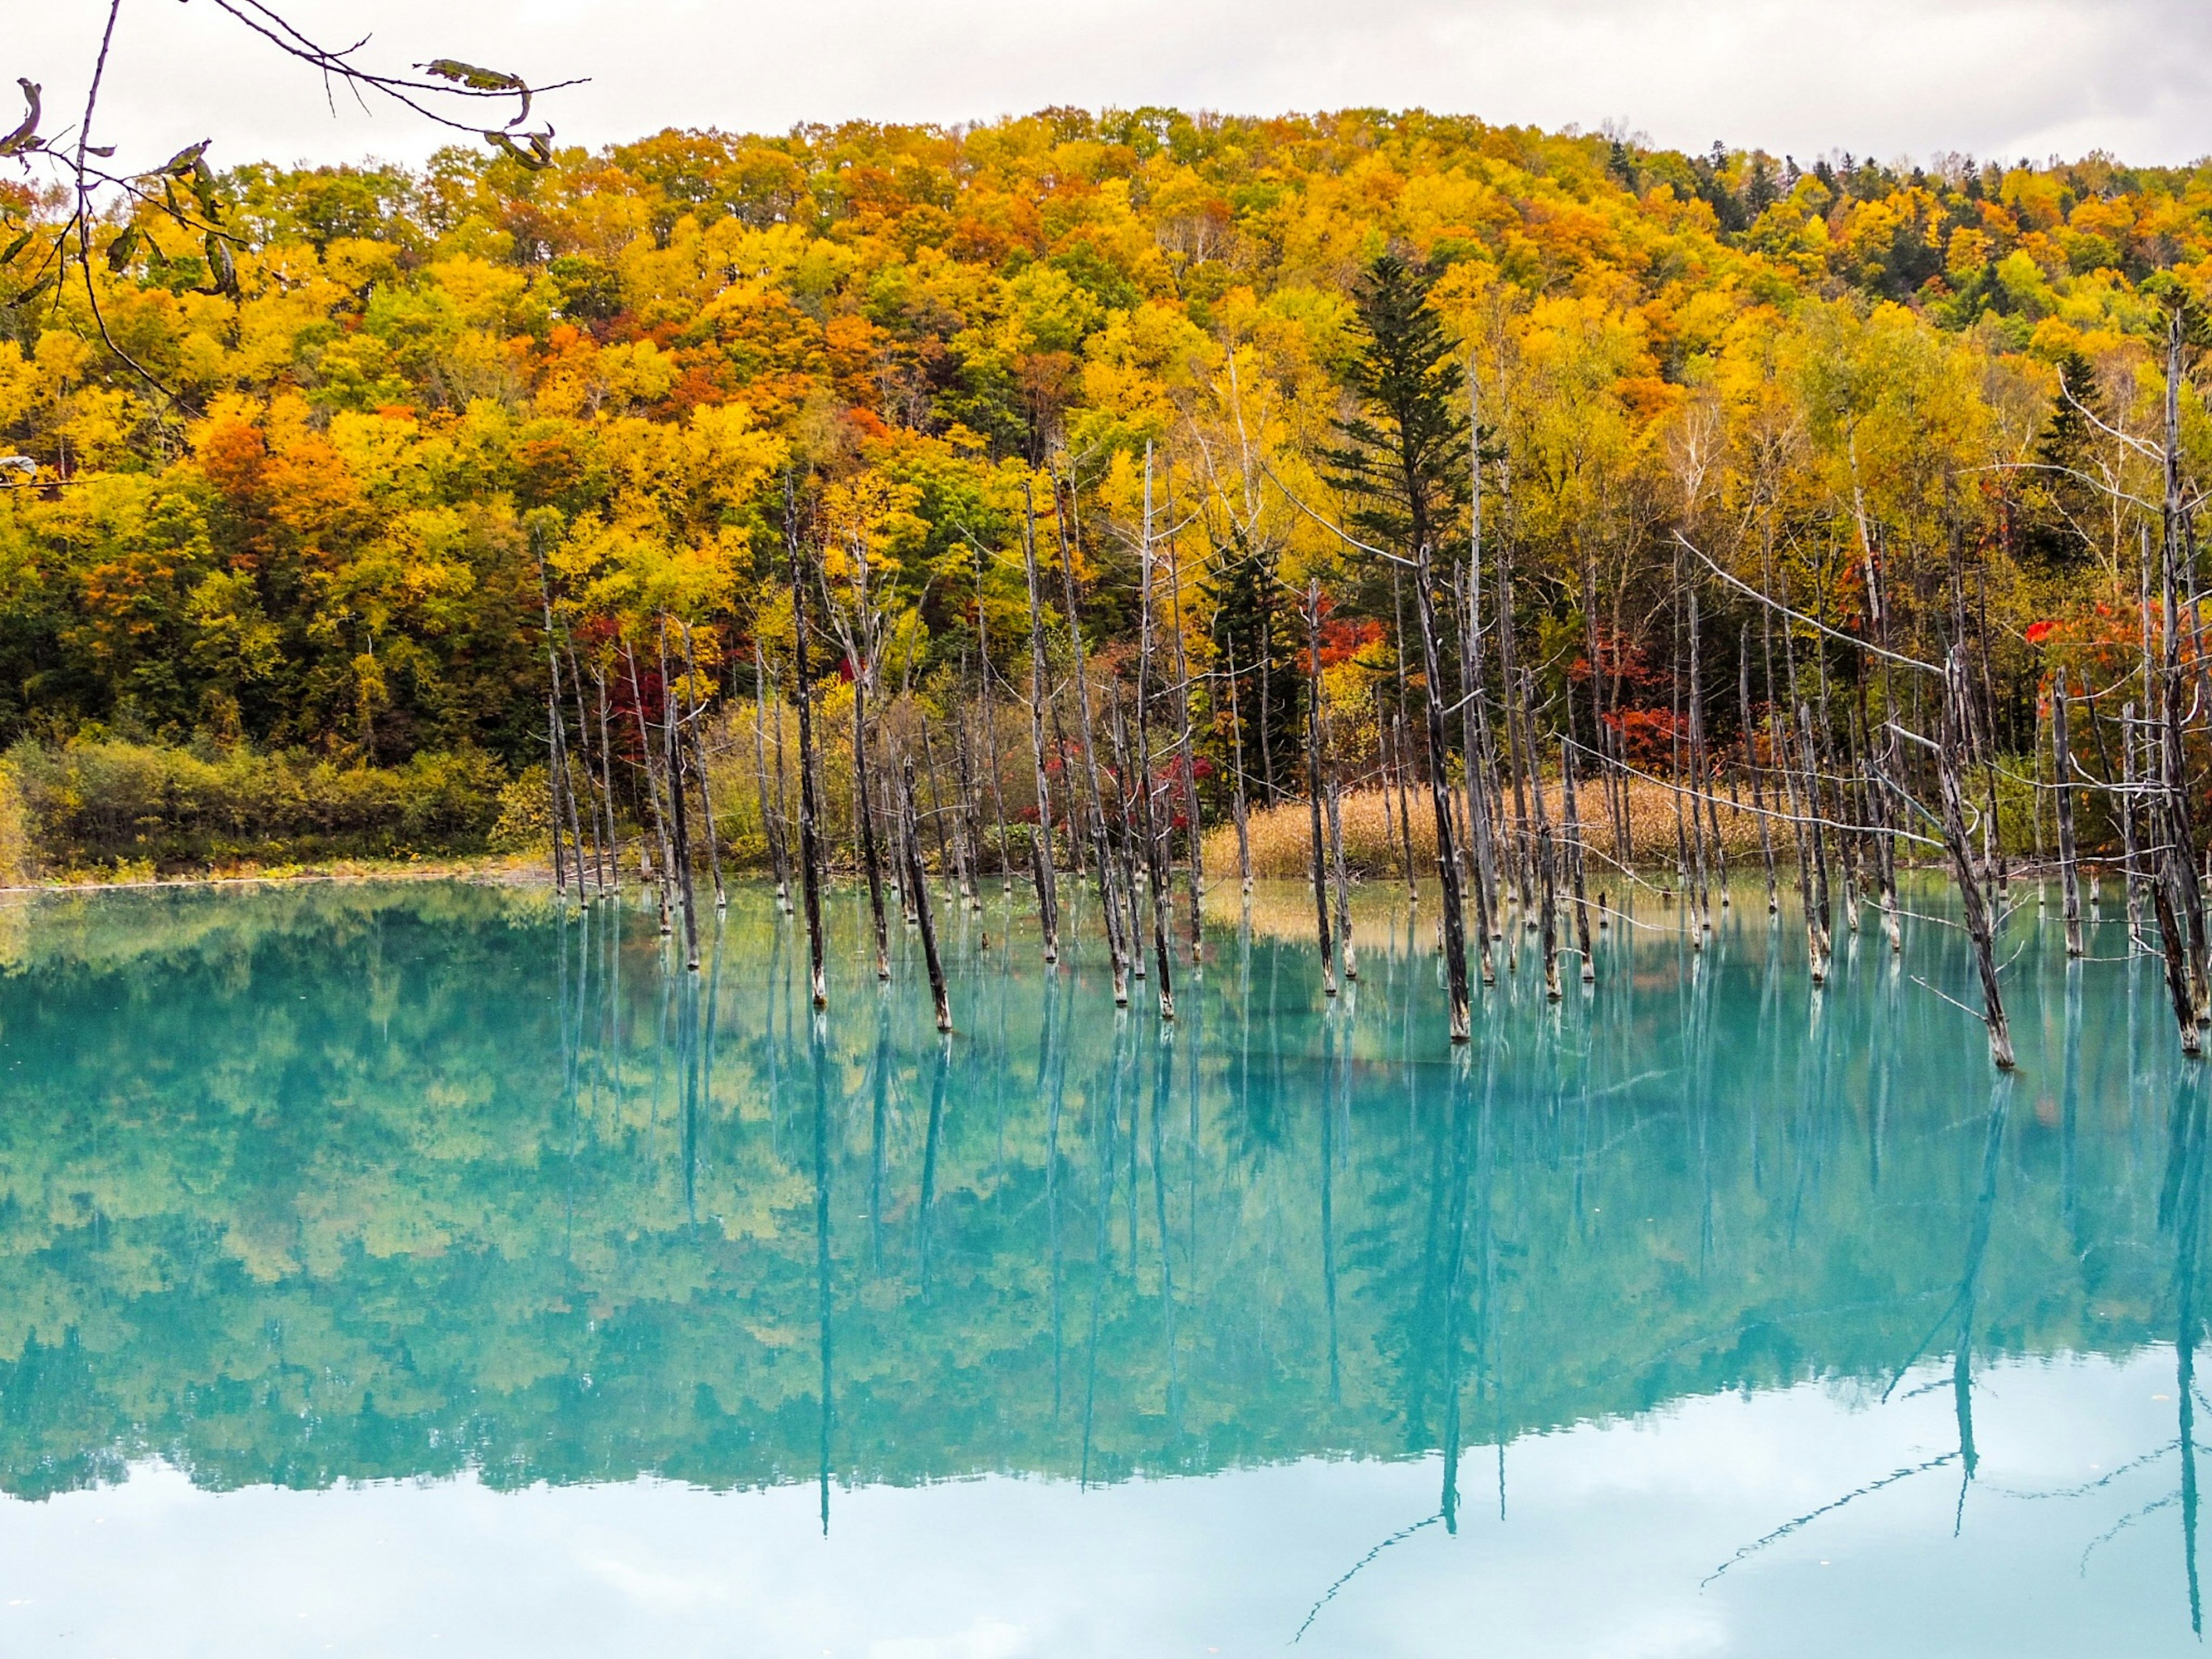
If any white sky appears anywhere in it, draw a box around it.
[8,0,2211,176]
[0,1356,2192,1656]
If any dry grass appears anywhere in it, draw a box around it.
[1203,779,1797,879]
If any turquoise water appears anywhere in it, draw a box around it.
[0,876,2198,1655]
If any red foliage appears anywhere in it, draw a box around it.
[1318,616,1382,668]
[1604,707,1687,768]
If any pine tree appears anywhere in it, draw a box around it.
[1320,253,1471,565]
[1206,525,1302,803]
[2020,350,2104,571]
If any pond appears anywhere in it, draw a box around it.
[0,875,2198,1656]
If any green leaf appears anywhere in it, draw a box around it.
[204,232,238,298]
[156,140,210,179]
[422,59,525,93]
[0,228,33,268]
[483,130,555,171]
[105,226,140,272]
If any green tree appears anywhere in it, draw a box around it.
[1320,254,1471,569]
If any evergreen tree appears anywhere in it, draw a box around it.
[2020,350,2104,571]
[1206,527,1302,803]
[1320,253,1472,567]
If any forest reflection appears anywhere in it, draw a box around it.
[0,877,2199,1600]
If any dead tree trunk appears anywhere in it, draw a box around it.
[1304,581,1338,997]
[754,634,792,910]
[1052,467,1128,999]
[901,756,951,1033]
[1563,737,1594,982]
[1135,448,1177,1019]
[659,622,702,971]
[594,665,621,896]
[1940,647,2016,1070]
[1741,625,1778,913]
[791,530,829,1009]
[624,642,675,936]
[1164,512,1207,961]
[1020,485,1062,963]
[2054,663,2083,958]
[1456,562,1498,980]
[680,622,727,912]
[1225,638,1254,896]
[1414,544,1472,1041]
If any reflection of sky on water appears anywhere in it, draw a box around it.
[0,878,2205,1653]
[2,1350,2194,1656]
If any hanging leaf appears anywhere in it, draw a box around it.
[5,274,54,312]
[0,80,39,158]
[420,59,526,92]
[188,158,225,224]
[85,145,115,158]
[204,232,238,298]
[155,140,211,179]
[105,226,140,272]
[483,129,555,171]
[0,228,33,268]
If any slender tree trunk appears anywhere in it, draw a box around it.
[1051,467,1127,998]
[2123,699,2146,946]
[660,622,701,971]
[1135,448,1176,1018]
[1020,484,1062,963]
[2161,309,2209,1029]
[625,642,676,936]
[1225,639,1254,896]
[791,531,829,1009]
[754,635,791,910]
[1564,737,1594,982]
[680,622,727,911]
[1415,545,1472,1041]
[2054,664,2083,958]
[1304,582,1338,997]
[1940,647,2014,1069]
[1539,818,1560,1001]
[1166,525,1207,963]
[546,694,569,897]
[902,756,951,1033]
[594,666,621,896]
[1456,562,1498,979]
[849,633,891,980]
[565,635,604,892]
[1742,626,1778,913]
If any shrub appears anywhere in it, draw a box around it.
[6,738,509,873]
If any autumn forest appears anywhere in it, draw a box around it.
[0,106,2204,995]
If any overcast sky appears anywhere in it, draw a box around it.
[10,0,2211,176]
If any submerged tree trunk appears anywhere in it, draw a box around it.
[1225,639,1254,897]
[1939,647,2015,1070]
[791,532,829,1009]
[754,634,792,911]
[660,622,701,971]
[1415,544,1472,1041]
[902,756,952,1033]
[2054,664,2083,959]
[1020,485,1062,964]
[1563,737,1594,983]
[680,622,727,912]
[625,643,676,937]
[1743,624,1778,914]
[1304,582,1338,997]
[1052,466,1128,1000]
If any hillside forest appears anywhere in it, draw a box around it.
[1,108,2208,965]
